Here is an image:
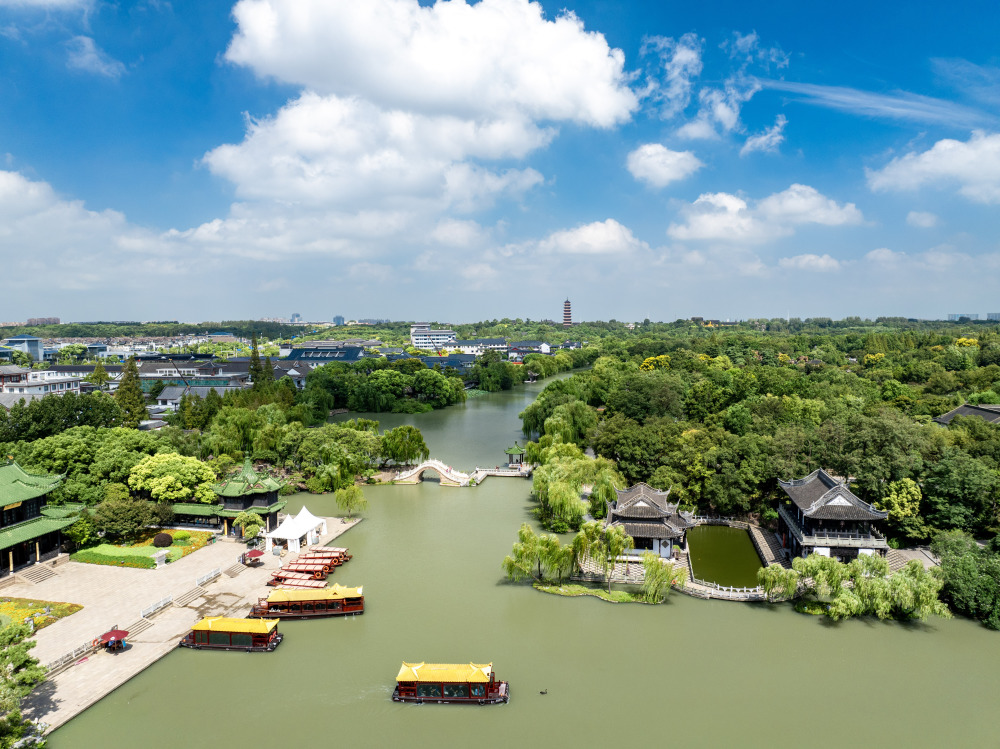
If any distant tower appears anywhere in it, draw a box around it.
[563,299,572,327]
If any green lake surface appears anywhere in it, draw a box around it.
[687,525,764,588]
[51,376,1000,748]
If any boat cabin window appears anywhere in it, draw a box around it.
[470,684,486,698]
[416,684,441,698]
[443,683,468,699]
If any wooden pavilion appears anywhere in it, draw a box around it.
[605,483,695,558]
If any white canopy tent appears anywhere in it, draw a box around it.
[264,506,328,553]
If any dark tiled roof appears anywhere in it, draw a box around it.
[611,520,685,540]
[934,403,1000,426]
[778,469,887,521]
[607,483,694,537]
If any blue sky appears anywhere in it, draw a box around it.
[0,0,998,323]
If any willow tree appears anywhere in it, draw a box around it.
[334,485,369,518]
[502,523,543,582]
[640,551,687,603]
[757,564,801,602]
[539,534,574,584]
[573,521,634,593]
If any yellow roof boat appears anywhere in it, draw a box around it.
[396,662,493,683]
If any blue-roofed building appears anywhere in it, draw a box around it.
[282,346,368,363]
[1,335,43,362]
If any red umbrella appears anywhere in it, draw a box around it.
[246,549,265,559]
[100,629,129,643]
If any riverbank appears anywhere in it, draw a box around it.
[19,516,360,733]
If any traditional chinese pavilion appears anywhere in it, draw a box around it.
[171,460,286,536]
[605,483,695,557]
[504,442,525,467]
[777,469,888,562]
[0,460,75,576]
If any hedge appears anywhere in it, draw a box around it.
[71,550,157,569]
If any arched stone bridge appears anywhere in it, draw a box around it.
[394,459,472,486]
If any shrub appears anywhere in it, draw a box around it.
[71,550,156,569]
[152,532,173,548]
[172,530,191,541]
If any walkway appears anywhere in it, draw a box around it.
[14,517,360,733]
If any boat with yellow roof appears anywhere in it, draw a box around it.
[179,617,283,652]
[248,584,364,619]
[392,662,509,705]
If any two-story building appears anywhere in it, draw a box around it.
[777,469,889,562]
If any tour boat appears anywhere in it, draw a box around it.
[248,584,364,619]
[392,662,509,705]
[179,617,283,652]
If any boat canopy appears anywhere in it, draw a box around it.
[266,584,363,603]
[396,662,493,683]
[191,617,278,634]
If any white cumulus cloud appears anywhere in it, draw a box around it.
[538,219,646,254]
[203,92,544,212]
[225,0,637,128]
[668,184,862,243]
[626,143,702,188]
[867,131,1000,204]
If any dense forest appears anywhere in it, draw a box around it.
[511,321,1000,626]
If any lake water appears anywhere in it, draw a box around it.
[51,377,1000,747]
[687,525,763,588]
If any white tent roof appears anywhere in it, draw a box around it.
[294,506,324,528]
[265,507,325,541]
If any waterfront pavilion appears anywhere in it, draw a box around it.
[605,483,695,558]
[777,469,888,562]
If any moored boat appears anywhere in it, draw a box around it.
[392,662,509,705]
[179,617,282,652]
[248,584,364,619]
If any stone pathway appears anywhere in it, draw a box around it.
[14,516,360,733]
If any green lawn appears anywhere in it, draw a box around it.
[533,582,653,604]
[72,530,214,568]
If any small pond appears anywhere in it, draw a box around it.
[687,525,763,587]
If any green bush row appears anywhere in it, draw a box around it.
[71,550,157,569]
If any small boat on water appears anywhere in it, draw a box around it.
[392,662,509,705]
[179,617,282,652]
[248,584,365,619]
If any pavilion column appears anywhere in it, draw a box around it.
[8,551,12,572]
[223,519,228,535]
[35,542,40,562]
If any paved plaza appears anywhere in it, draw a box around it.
[8,517,360,732]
